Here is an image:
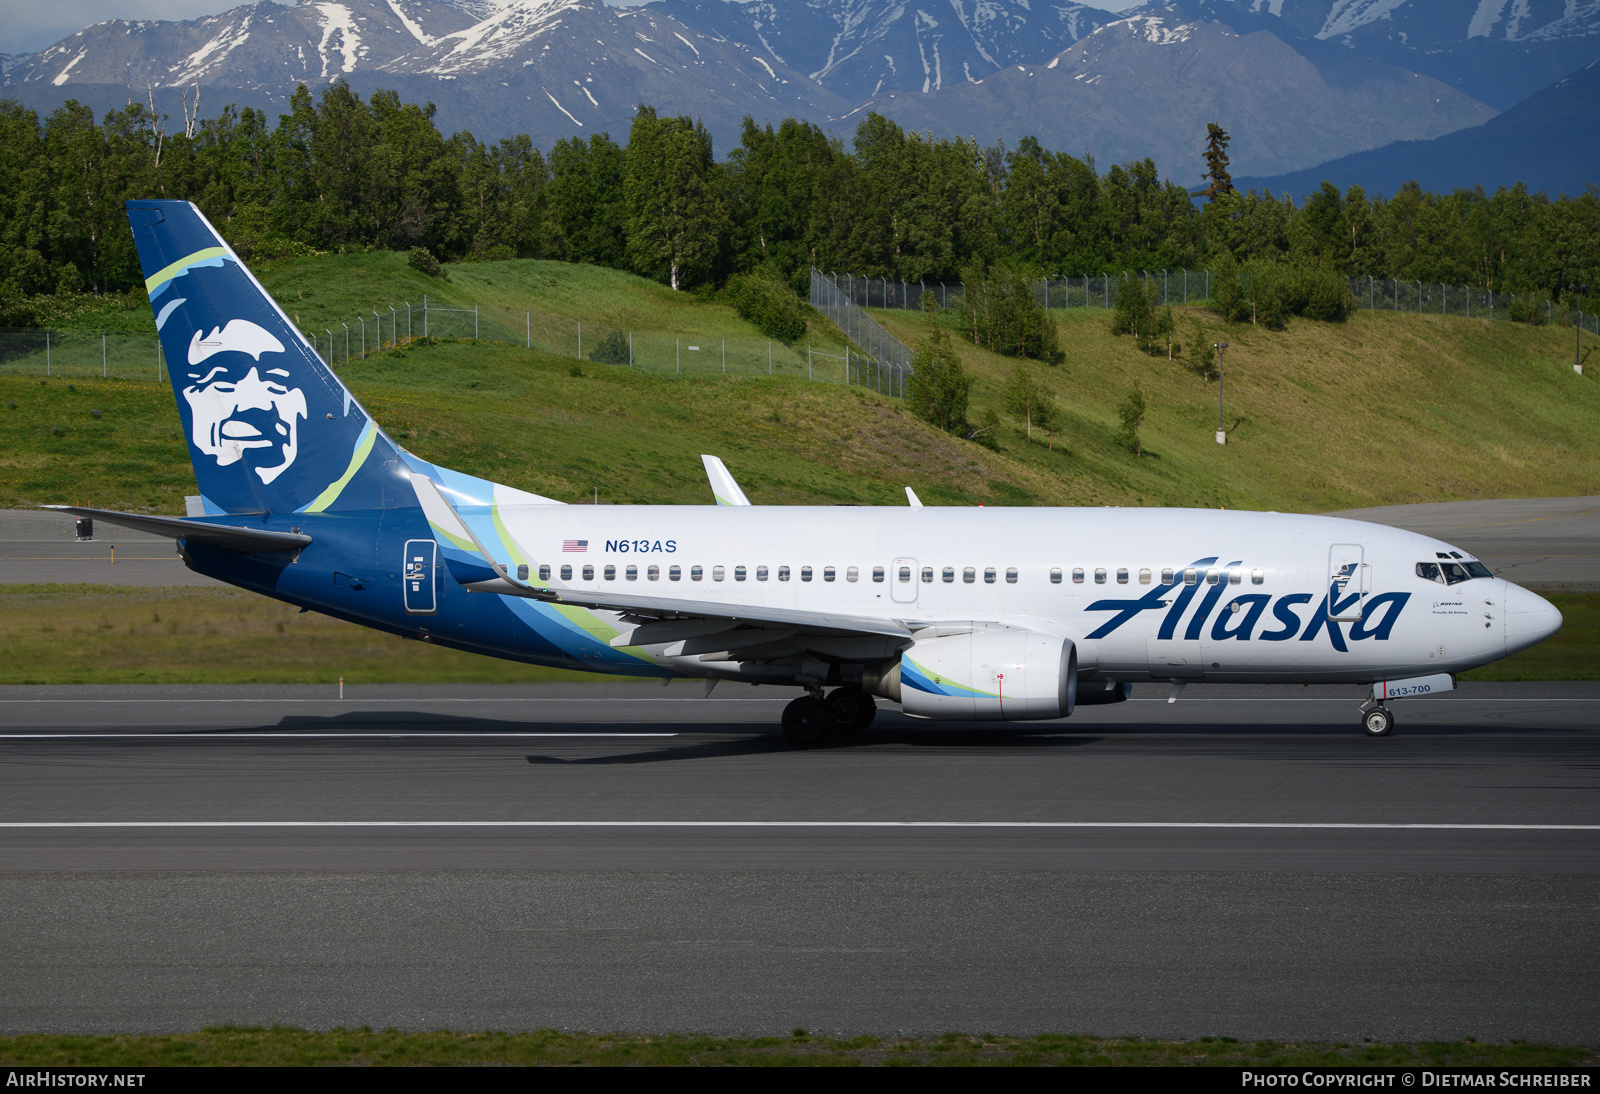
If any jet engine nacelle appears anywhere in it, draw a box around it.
[865,629,1076,721]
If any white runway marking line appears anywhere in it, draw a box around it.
[0,821,1595,831]
[0,733,679,740]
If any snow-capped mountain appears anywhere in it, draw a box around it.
[644,0,1108,98]
[870,7,1495,177]
[1178,0,1600,108]
[0,0,1539,181]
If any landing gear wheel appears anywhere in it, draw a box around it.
[1362,706,1395,737]
[825,686,877,734]
[781,696,832,746]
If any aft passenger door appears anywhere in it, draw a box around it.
[892,557,918,604]
[403,539,438,614]
[1328,544,1368,622]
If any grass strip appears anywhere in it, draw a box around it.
[1,1028,1595,1067]
[0,585,1592,685]
[0,584,606,686]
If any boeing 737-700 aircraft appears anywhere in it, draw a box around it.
[50,201,1565,744]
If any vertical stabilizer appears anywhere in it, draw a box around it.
[127,200,404,515]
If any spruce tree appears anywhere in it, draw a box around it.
[1201,123,1233,202]
[906,291,973,435]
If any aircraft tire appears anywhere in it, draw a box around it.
[826,686,877,733]
[781,696,832,746]
[1362,707,1395,737]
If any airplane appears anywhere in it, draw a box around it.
[48,200,1565,745]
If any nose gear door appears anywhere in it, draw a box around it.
[403,539,437,614]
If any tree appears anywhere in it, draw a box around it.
[624,106,725,290]
[1201,123,1233,202]
[1209,252,1249,323]
[1002,362,1057,442]
[1190,321,1217,380]
[959,259,1061,361]
[906,291,973,435]
[1117,385,1147,457]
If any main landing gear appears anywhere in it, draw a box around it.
[1359,701,1395,737]
[780,686,877,746]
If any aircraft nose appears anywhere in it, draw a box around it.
[1503,583,1563,654]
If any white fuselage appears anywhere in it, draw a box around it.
[482,504,1558,685]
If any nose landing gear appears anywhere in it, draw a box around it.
[1359,701,1394,737]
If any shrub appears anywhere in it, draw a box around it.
[906,291,973,435]
[407,247,443,278]
[588,329,630,365]
[726,269,807,342]
[1116,386,1147,457]
[1208,254,1249,323]
[1507,291,1550,326]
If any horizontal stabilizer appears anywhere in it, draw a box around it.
[41,506,310,552]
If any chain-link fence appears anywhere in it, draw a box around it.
[809,270,913,397]
[819,268,1600,335]
[0,328,168,380]
[289,297,867,388]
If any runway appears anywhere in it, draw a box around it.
[1,683,1597,1040]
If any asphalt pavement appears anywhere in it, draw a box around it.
[1,683,1596,1040]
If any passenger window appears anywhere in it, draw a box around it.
[713,566,726,581]
[648,565,660,581]
[560,564,572,581]
[1183,568,1197,585]
[669,565,681,581]
[1006,568,1018,584]
[1139,568,1151,585]
[691,565,704,581]
[874,566,886,583]
[1094,568,1107,584]
[963,567,976,584]
[756,566,768,581]
[1206,569,1220,585]
[897,566,910,583]
[1162,568,1176,584]
[734,566,746,581]
[846,566,859,583]
[824,566,836,582]
[922,567,934,583]
[1251,569,1264,585]
[983,567,996,584]
[942,567,955,583]
[604,565,617,581]
[1072,568,1084,584]
[517,564,530,581]
[625,565,638,581]
[1050,568,1062,584]
[801,566,813,582]
[1228,570,1241,585]
[1416,562,1443,583]
[778,566,791,582]
[582,565,594,581]
[1116,568,1129,585]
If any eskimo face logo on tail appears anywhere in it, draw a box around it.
[182,320,305,485]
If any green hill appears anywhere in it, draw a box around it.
[2,253,1597,515]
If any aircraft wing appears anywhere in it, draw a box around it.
[406,472,909,641]
[41,505,311,552]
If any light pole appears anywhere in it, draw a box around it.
[1213,342,1229,445]
[1571,283,1589,374]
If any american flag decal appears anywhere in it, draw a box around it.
[562,539,588,553]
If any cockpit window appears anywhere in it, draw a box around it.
[1420,560,1491,584]
[1416,562,1443,583]
[1463,561,1493,579]
[1440,562,1471,585]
